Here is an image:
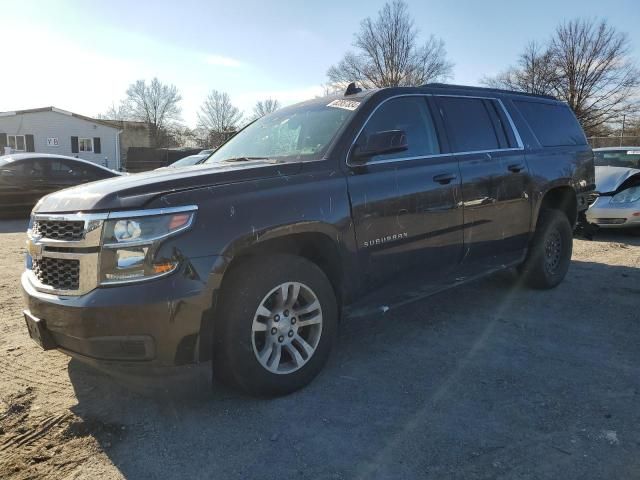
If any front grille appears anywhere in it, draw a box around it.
[587,193,599,206]
[32,258,80,290]
[32,220,85,241]
[593,218,627,225]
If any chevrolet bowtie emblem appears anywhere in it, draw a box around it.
[26,238,43,260]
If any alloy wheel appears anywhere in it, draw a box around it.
[251,282,323,374]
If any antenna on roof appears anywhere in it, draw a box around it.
[344,82,362,96]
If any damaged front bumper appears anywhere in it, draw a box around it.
[586,196,640,228]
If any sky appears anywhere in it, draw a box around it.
[1,0,638,127]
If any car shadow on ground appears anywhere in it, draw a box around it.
[0,218,29,234]
[586,229,640,246]
[65,258,640,479]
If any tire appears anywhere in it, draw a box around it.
[518,209,573,289]
[212,254,338,396]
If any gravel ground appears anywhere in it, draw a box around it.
[1,218,639,479]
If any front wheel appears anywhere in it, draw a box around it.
[518,209,573,289]
[213,254,337,396]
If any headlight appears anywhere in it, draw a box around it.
[99,208,196,284]
[611,186,640,204]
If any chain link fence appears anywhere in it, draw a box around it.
[588,136,640,148]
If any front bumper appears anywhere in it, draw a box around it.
[21,255,221,368]
[586,196,640,228]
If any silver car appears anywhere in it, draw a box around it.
[586,147,640,230]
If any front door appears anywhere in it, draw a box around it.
[346,96,464,295]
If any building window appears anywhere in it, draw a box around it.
[8,135,25,152]
[78,138,93,153]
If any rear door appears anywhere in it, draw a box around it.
[346,95,463,292]
[434,95,531,269]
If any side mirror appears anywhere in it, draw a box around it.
[352,130,408,161]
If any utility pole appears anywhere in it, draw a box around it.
[620,114,626,147]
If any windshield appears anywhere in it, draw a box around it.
[206,101,357,163]
[594,150,640,168]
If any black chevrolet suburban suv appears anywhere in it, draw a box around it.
[22,84,595,396]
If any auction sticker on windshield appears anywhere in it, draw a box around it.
[327,99,360,111]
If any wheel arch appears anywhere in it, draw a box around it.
[198,227,349,362]
[534,185,578,230]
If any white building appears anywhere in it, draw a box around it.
[0,107,121,170]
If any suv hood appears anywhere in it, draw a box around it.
[34,160,302,213]
[595,166,640,194]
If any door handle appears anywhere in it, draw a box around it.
[508,163,525,173]
[433,172,458,185]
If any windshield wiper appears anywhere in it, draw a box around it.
[222,156,271,163]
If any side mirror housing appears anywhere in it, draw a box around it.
[352,130,408,161]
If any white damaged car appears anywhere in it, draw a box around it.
[586,147,640,232]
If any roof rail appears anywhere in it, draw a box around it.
[423,83,557,101]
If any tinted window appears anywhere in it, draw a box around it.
[357,97,440,162]
[49,160,75,176]
[438,97,500,152]
[5,159,46,177]
[49,159,107,179]
[514,100,586,147]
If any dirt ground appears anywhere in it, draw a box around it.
[1,218,639,479]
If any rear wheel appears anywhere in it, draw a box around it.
[518,209,573,289]
[212,254,337,396]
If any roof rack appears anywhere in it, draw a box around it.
[423,83,557,101]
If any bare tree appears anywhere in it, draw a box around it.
[253,98,280,119]
[96,102,129,121]
[550,19,639,135]
[197,90,243,147]
[484,19,639,136]
[482,42,558,96]
[125,78,182,146]
[327,0,453,89]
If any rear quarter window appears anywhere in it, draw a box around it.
[514,100,586,147]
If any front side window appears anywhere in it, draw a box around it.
[356,96,441,162]
[79,138,93,152]
[438,97,500,152]
[206,101,357,163]
[8,135,25,152]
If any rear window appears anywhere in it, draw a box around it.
[437,97,500,152]
[514,100,586,147]
[594,150,640,168]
